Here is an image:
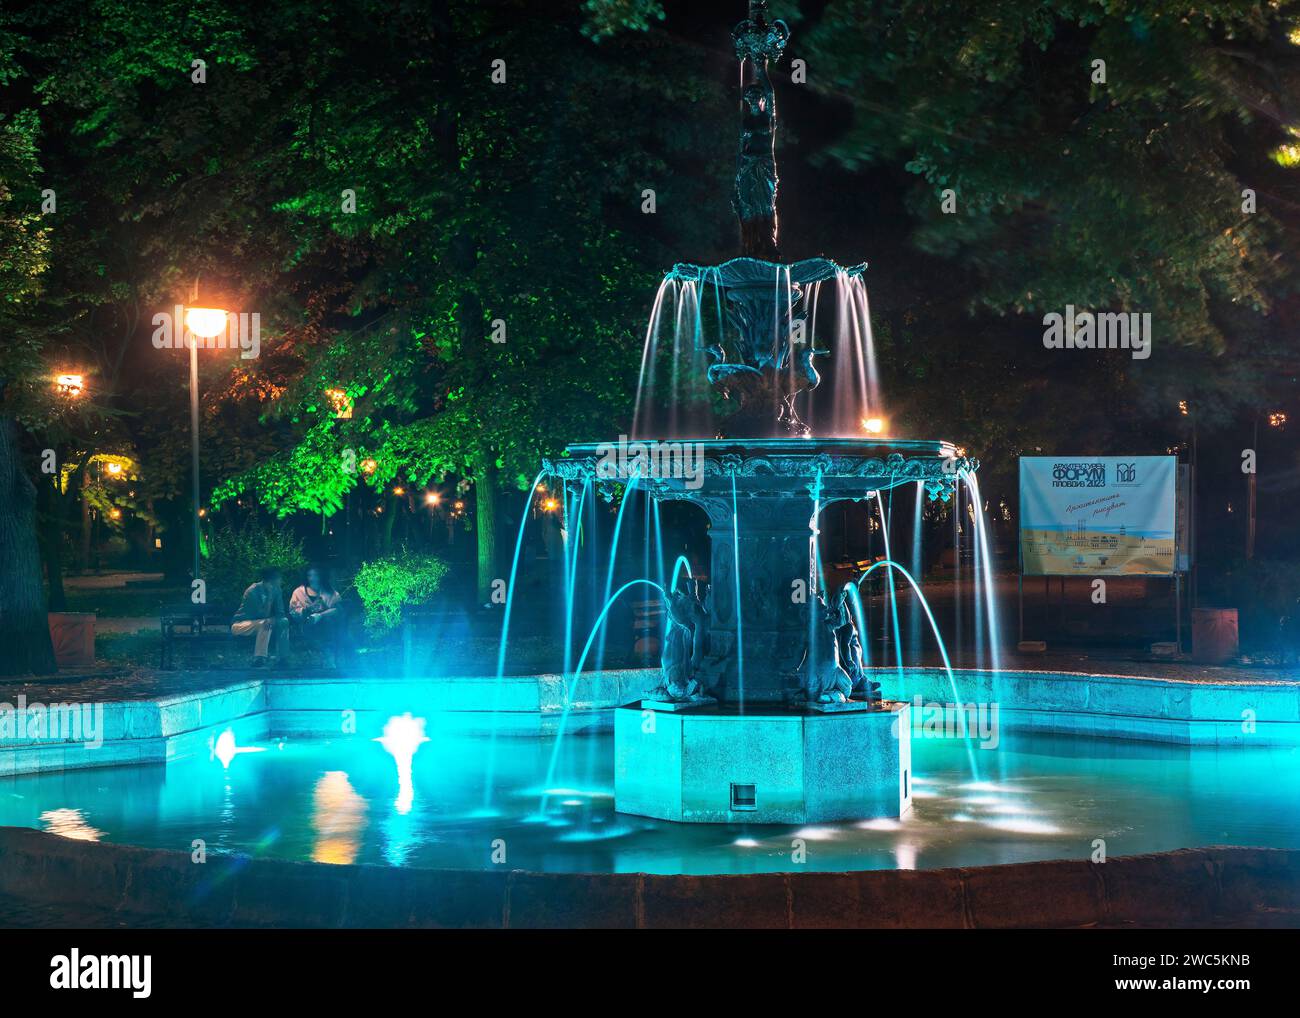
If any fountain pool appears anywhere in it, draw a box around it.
[3,716,1298,875]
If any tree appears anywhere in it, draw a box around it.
[200,0,730,603]
[0,87,56,671]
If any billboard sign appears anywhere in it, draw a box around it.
[1020,456,1177,576]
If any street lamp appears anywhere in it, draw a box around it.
[55,373,85,397]
[325,388,353,419]
[183,299,228,584]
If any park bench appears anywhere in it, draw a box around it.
[159,604,248,669]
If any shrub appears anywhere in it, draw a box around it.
[205,521,306,605]
[353,548,450,635]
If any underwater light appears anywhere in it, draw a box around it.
[212,728,266,769]
[375,713,430,816]
[793,826,839,841]
[856,818,902,831]
[375,713,429,760]
[959,781,1020,793]
[983,817,1063,835]
[862,416,886,434]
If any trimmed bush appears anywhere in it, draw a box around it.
[353,548,450,635]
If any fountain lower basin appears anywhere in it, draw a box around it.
[614,699,911,823]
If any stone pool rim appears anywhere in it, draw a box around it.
[0,827,1294,928]
[3,665,1299,777]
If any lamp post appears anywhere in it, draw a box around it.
[183,303,228,584]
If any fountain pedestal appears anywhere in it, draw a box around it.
[614,700,912,823]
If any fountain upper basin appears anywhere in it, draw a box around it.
[556,437,975,502]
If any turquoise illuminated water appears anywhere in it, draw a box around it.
[2,719,1297,874]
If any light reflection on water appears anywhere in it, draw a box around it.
[3,719,1298,875]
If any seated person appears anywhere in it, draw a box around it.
[289,566,352,665]
[231,567,289,666]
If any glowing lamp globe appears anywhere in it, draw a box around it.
[56,374,85,396]
[185,306,228,339]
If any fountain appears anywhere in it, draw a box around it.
[544,1,977,824]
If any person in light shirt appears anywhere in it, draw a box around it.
[289,566,351,666]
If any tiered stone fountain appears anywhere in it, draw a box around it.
[546,1,975,824]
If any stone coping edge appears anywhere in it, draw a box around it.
[0,827,1295,929]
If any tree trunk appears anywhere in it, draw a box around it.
[382,493,396,553]
[158,497,190,583]
[475,461,499,607]
[0,418,57,675]
[78,467,92,571]
[37,474,67,611]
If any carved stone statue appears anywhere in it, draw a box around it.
[833,584,881,703]
[796,592,854,703]
[654,583,710,701]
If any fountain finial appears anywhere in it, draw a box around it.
[732,1,789,259]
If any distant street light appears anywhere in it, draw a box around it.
[185,307,228,339]
[325,388,353,419]
[55,373,84,397]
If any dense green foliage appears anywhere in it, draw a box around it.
[205,521,305,605]
[353,548,450,634]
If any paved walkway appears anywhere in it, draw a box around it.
[62,571,165,590]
